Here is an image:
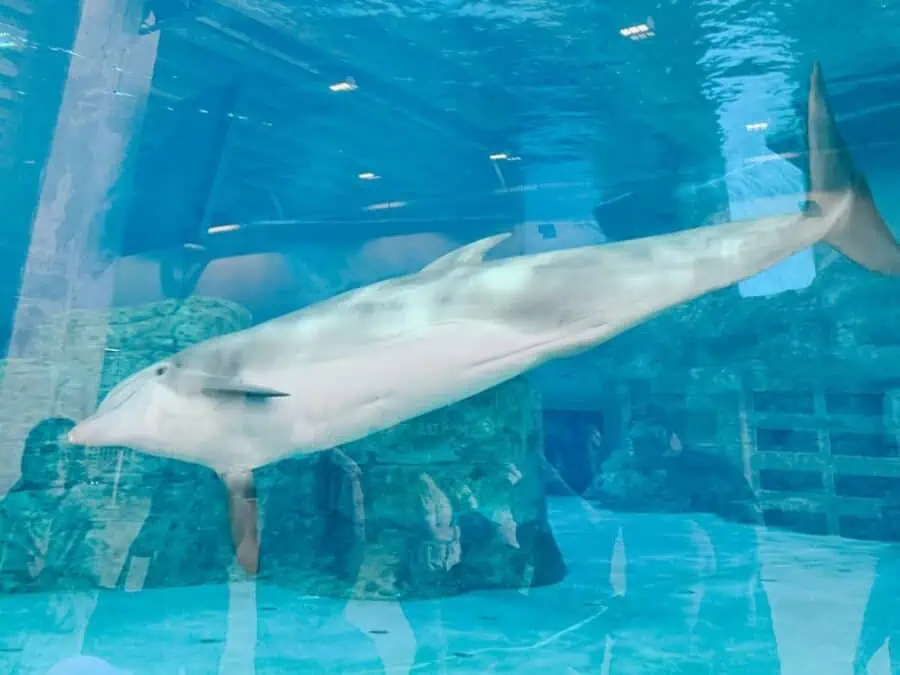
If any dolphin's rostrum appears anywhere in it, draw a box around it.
[69,63,900,569]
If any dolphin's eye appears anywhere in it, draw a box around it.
[154,365,168,377]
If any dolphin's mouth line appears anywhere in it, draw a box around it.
[93,387,137,419]
[70,376,146,445]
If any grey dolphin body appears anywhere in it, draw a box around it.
[69,63,900,562]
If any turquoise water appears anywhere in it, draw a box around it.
[2,1,900,674]
[4,499,889,674]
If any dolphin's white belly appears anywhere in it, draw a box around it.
[255,319,564,460]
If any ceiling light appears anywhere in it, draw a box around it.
[207,224,240,234]
[620,18,655,40]
[489,153,509,160]
[364,201,407,211]
[358,172,380,180]
[745,121,769,132]
[744,151,799,165]
[329,77,357,92]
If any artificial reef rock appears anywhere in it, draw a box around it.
[0,297,565,598]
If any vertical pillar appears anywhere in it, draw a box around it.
[813,387,838,534]
[738,382,760,492]
[0,0,81,356]
[516,133,607,256]
[517,133,609,411]
[0,0,159,495]
[695,2,814,299]
[607,383,632,453]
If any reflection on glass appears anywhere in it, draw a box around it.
[1,2,900,674]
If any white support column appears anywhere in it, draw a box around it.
[813,387,838,534]
[696,4,815,299]
[516,133,607,256]
[0,0,159,495]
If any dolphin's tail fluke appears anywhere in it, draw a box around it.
[807,61,900,275]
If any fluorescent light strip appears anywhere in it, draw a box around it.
[207,224,240,234]
[329,78,357,92]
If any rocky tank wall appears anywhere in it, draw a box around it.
[0,297,564,598]
[540,251,900,542]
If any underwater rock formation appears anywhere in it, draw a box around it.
[577,257,900,391]
[0,297,251,592]
[0,296,252,488]
[0,297,565,598]
[256,376,566,599]
[540,409,605,497]
[555,258,900,541]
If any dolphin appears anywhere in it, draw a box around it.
[69,62,900,568]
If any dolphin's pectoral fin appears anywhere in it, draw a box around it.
[801,199,823,217]
[220,469,259,575]
[173,368,290,399]
[420,232,512,274]
[201,377,290,400]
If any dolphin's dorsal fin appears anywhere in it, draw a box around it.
[420,233,512,274]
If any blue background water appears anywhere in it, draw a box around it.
[2,0,900,673]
